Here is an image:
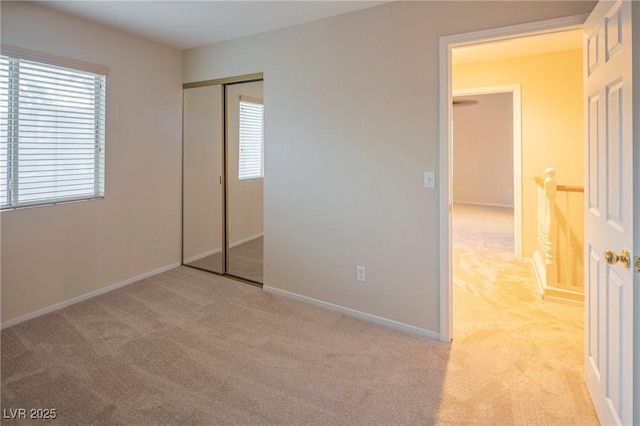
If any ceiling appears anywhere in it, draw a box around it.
[452,29,583,65]
[30,1,388,50]
[29,1,581,59]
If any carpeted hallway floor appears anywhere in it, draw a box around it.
[0,204,598,425]
[444,203,597,424]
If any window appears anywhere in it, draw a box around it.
[0,47,106,210]
[238,96,264,180]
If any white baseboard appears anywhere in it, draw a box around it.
[230,233,263,248]
[530,253,583,306]
[263,286,441,340]
[184,248,221,264]
[453,201,514,208]
[1,262,181,330]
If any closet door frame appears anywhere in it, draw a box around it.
[182,73,263,286]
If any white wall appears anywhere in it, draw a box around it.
[453,93,514,207]
[1,2,183,323]
[183,1,596,334]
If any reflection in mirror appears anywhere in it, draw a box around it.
[183,85,224,273]
[226,81,264,283]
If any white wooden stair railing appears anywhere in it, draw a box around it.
[532,167,584,305]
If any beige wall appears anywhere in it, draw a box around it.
[1,2,183,323]
[453,93,514,207]
[227,81,264,245]
[183,85,223,262]
[183,1,596,334]
[453,49,584,259]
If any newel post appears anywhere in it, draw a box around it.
[544,167,558,286]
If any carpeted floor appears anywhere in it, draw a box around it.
[187,237,263,283]
[445,203,597,424]
[0,205,598,425]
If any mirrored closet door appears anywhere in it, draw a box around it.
[183,85,224,274]
[182,76,264,285]
[225,81,264,283]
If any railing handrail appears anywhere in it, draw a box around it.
[557,185,584,193]
[534,176,584,193]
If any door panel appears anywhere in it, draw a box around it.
[587,247,601,372]
[583,1,634,425]
[225,81,264,284]
[605,79,623,228]
[183,85,223,273]
[587,95,600,213]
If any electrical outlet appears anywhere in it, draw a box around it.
[356,266,366,282]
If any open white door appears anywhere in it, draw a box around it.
[583,1,635,424]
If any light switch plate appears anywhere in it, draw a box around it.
[424,171,436,188]
[356,266,366,282]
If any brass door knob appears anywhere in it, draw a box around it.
[604,249,630,269]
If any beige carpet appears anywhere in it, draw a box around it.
[1,206,598,424]
[445,203,597,424]
[187,237,263,284]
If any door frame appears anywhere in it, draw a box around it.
[438,14,588,343]
[452,84,522,259]
[182,73,264,286]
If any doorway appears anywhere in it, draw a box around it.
[452,86,521,260]
[444,20,590,419]
[439,15,587,342]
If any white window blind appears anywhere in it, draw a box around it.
[238,96,264,181]
[0,52,106,210]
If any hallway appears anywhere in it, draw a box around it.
[440,203,597,424]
